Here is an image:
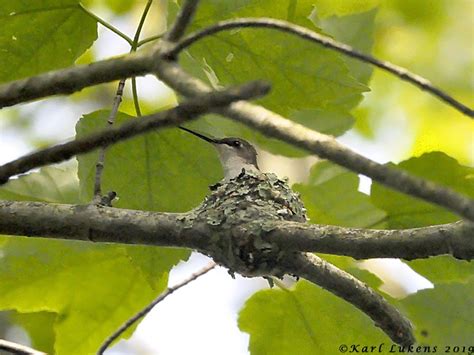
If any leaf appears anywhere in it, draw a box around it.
[0,158,185,352]
[314,9,377,84]
[0,166,79,203]
[406,257,474,285]
[0,238,161,354]
[76,110,221,211]
[0,0,97,83]
[76,110,212,287]
[174,0,369,155]
[313,0,381,18]
[289,108,355,137]
[400,279,474,344]
[9,311,56,354]
[293,161,386,227]
[371,152,474,228]
[239,280,388,354]
[370,153,474,285]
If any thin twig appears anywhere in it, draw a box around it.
[154,59,474,222]
[78,4,133,45]
[281,253,415,346]
[164,0,200,42]
[168,18,474,118]
[93,79,126,198]
[93,0,153,199]
[97,262,216,354]
[0,339,45,355]
[0,81,271,184]
[137,34,163,47]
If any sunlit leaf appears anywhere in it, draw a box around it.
[0,0,97,83]
[407,256,474,285]
[172,0,371,155]
[76,110,221,211]
[239,280,388,354]
[400,279,474,344]
[9,311,56,354]
[294,161,386,227]
[371,152,474,228]
[0,157,182,353]
[0,166,79,203]
[0,238,161,354]
[313,0,381,18]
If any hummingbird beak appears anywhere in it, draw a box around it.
[179,126,217,144]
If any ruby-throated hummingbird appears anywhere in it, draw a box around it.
[179,125,307,278]
[180,126,260,180]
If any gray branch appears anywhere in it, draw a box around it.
[0,81,270,184]
[167,18,473,117]
[265,220,474,260]
[164,0,201,42]
[280,253,415,346]
[0,51,155,109]
[153,59,474,222]
[0,200,470,260]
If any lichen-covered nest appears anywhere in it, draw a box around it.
[180,170,307,276]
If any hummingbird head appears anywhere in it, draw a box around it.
[180,126,259,180]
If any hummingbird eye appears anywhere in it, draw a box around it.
[232,140,241,147]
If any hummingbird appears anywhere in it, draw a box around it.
[179,125,307,222]
[179,126,260,180]
[179,125,307,278]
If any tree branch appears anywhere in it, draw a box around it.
[0,339,45,355]
[0,200,206,251]
[168,18,474,118]
[97,262,216,354]
[153,59,474,222]
[1,201,471,261]
[164,0,201,42]
[266,220,474,260]
[0,51,155,108]
[0,81,270,184]
[281,253,415,346]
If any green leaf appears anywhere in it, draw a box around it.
[313,0,381,18]
[293,161,386,227]
[371,152,474,228]
[76,110,212,287]
[400,279,474,344]
[0,238,161,354]
[0,0,97,83]
[0,166,79,203]
[406,256,474,285]
[175,0,369,155]
[0,154,185,352]
[314,9,377,84]
[239,280,388,354]
[126,246,189,290]
[76,110,221,211]
[9,311,56,354]
[289,108,355,137]
[191,0,367,115]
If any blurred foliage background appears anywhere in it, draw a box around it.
[0,0,472,353]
